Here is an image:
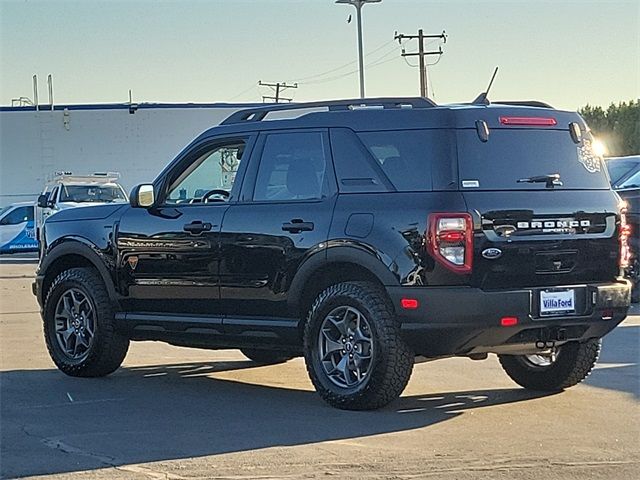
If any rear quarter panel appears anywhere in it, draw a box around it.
[328,192,469,286]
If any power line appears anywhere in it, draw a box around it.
[228,84,258,101]
[299,40,405,86]
[290,38,397,83]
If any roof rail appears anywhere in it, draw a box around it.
[493,100,554,109]
[220,97,436,125]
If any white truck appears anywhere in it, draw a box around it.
[35,172,128,235]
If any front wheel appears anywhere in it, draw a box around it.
[498,339,601,391]
[304,281,414,410]
[43,267,129,377]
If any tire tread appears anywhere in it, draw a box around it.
[304,281,413,410]
[498,339,601,391]
[43,267,129,377]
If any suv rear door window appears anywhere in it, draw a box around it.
[457,129,611,190]
[253,132,328,201]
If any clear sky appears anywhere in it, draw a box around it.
[1,0,638,110]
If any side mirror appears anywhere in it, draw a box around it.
[37,193,51,208]
[130,184,155,208]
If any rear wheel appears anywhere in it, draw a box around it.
[240,348,294,364]
[498,339,601,391]
[304,281,413,410]
[43,267,129,377]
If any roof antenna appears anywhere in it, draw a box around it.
[472,67,499,105]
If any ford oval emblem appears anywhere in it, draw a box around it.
[482,247,503,260]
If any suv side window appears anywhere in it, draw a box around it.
[165,141,245,204]
[0,206,32,225]
[253,132,329,202]
[358,130,437,192]
[330,128,391,193]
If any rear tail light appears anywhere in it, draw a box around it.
[619,208,631,269]
[427,213,473,274]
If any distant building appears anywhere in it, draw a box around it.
[0,102,256,206]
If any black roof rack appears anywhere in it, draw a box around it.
[493,100,554,109]
[220,97,436,125]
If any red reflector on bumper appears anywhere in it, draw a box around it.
[500,316,518,327]
[401,298,419,310]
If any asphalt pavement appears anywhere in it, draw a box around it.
[1,261,638,479]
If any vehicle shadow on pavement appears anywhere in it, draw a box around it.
[1,360,551,479]
[584,324,639,398]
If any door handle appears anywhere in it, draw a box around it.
[282,219,314,233]
[183,221,212,235]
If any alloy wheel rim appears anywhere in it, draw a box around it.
[318,306,374,388]
[54,288,96,360]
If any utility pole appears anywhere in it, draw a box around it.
[258,81,298,103]
[395,29,447,98]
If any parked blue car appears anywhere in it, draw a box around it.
[0,202,39,254]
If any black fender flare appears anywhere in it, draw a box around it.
[287,243,400,314]
[39,240,119,303]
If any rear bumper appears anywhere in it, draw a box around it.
[388,279,631,357]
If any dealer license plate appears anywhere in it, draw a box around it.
[540,289,576,316]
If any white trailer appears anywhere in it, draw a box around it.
[0,102,255,206]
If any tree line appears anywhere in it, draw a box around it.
[579,100,639,157]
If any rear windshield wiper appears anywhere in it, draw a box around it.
[517,173,563,188]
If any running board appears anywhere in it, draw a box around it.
[115,312,300,345]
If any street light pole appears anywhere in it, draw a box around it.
[336,0,381,99]
[355,3,365,98]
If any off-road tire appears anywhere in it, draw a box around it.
[498,339,601,391]
[304,281,413,410]
[240,348,294,364]
[43,267,129,377]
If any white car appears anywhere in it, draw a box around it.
[36,173,128,232]
[0,202,38,254]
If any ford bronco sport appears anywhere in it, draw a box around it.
[33,98,632,410]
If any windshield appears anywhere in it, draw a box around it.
[59,185,127,203]
[0,206,12,218]
[457,129,611,190]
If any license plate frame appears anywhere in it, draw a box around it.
[540,289,576,317]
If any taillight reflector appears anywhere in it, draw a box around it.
[400,298,419,310]
[500,316,519,327]
[427,213,473,274]
[499,116,557,126]
[438,231,465,243]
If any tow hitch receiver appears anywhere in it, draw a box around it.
[535,327,567,349]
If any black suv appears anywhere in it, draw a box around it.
[33,98,632,410]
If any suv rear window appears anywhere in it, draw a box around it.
[457,129,610,190]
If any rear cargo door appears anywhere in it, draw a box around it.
[457,123,621,298]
